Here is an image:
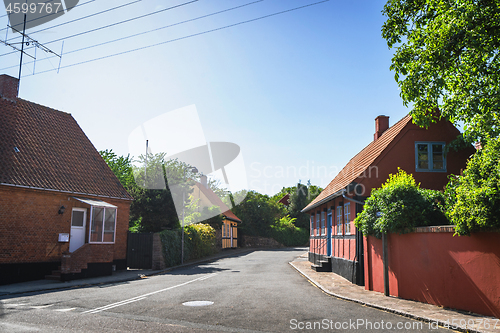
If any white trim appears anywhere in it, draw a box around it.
[88,206,117,244]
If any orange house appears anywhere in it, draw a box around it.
[191,176,241,249]
[0,74,132,284]
[302,114,475,285]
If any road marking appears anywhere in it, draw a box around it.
[82,273,218,314]
[30,305,54,309]
[54,308,76,312]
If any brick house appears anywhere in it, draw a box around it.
[0,74,133,284]
[191,176,241,249]
[302,114,475,285]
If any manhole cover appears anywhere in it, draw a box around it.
[182,301,214,307]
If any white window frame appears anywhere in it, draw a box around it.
[344,202,351,235]
[310,215,314,236]
[321,211,326,236]
[316,212,320,235]
[415,142,447,172]
[336,206,342,235]
[89,206,117,244]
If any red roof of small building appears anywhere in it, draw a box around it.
[278,193,290,206]
[193,182,242,223]
[303,114,412,212]
[0,77,132,200]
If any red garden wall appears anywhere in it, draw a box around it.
[364,227,500,318]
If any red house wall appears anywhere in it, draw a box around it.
[0,186,130,265]
[357,120,475,196]
[364,231,500,318]
[309,197,357,260]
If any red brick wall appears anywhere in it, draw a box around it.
[61,243,114,273]
[0,185,130,264]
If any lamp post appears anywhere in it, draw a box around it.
[181,166,198,265]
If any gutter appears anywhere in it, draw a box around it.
[302,188,366,213]
[301,189,344,213]
[342,190,365,205]
[0,182,133,201]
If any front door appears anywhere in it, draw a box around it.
[70,208,86,252]
[327,210,332,256]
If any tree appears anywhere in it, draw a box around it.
[354,169,447,238]
[382,0,500,142]
[230,191,286,237]
[445,137,500,235]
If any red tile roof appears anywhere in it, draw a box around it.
[303,114,412,212]
[193,182,242,223]
[0,97,132,200]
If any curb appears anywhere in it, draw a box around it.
[288,261,482,333]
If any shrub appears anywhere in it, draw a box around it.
[268,215,309,247]
[354,169,447,238]
[159,223,217,267]
[445,138,500,235]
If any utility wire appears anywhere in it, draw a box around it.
[0,0,203,57]
[1,0,96,31]
[2,0,144,38]
[1,0,263,65]
[24,0,330,77]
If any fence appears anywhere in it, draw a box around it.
[364,227,500,317]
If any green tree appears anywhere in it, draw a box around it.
[231,191,285,237]
[445,137,500,235]
[382,0,500,142]
[354,169,447,238]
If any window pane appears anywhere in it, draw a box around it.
[432,144,444,170]
[72,211,84,227]
[91,207,103,242]
[417,144,429,169]
[103,208,116,242]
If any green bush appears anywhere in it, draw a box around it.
[445,138,500,235]
[354,169,447,238]
[268,215,309,247]
[158,223,217,267]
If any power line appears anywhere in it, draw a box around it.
[0,0,265,71]
[0,0,96,31]
[1,0,202,58]
[2,0,144,38]
[24,0,330,77]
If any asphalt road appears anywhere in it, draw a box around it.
[0,248,453,332]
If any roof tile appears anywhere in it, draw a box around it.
[0,97,132,200]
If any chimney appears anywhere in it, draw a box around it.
[374,115,389,141]
[0,75,19,102]
[200,175,208,189]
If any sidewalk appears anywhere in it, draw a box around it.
[290,252,499,333]
[0,248,253,296]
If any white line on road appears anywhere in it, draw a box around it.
[54,308,76,312]
[82,273,218,314]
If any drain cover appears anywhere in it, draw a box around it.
[182,301,214,307]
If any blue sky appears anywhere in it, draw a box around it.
[1,0,411,196]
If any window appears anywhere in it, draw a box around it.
[321,211,326,236]
[344,202,351,235]
[336,206,342,235]
[90,206,116,243]
[310,215,314,235]
[316,212,320,235]
[416,142,446,172]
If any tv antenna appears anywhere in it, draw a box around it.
[0,12,63,95]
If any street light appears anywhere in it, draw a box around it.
[181,166,198,265]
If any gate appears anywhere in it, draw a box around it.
[127,232,153,269]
